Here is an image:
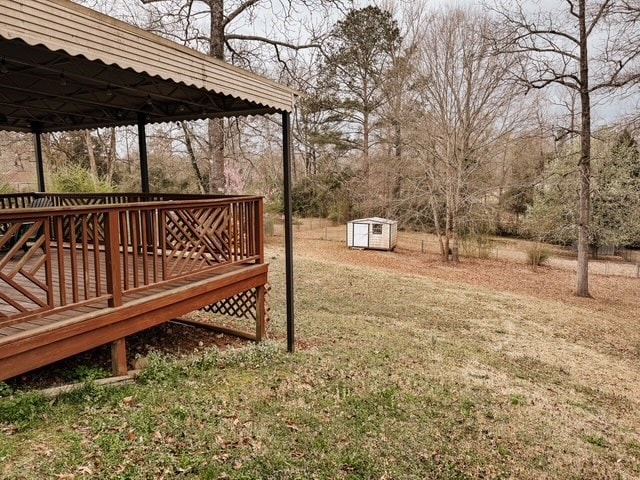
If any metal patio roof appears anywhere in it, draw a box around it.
[0,0,297,133]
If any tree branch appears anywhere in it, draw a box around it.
[223,0,261,27]
[516,28,579,46]
[225,34,321,50]
[587,0,612,37]
[565,0,578,18]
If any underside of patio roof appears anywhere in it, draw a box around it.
[0,0,296,133]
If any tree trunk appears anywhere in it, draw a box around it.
[391,121,402,211]
[106,128,116,183]
[444,199,452,263]
[84,130,99,180]
[450,209,459,264]
[362,75,370,179]
[576,0,591,298]
[208,0,226,194]
[429,188,446,259]
[181,122,207,194]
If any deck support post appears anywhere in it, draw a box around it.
[111,338,128,376]
[255,285,266,342]
[33,125,46,192]
[138,114,150,194]
[104,210,123,307]
[282,112,295,353]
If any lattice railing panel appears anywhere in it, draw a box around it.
[0,220,50,321]
[162,206,230,279]
[0,194,264,324]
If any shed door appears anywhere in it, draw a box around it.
[353,223,369,247]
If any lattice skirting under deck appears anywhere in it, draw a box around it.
[199,284,270,340]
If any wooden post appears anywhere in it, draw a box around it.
[111,338,128,376]
[104,210,123,307]
[258,199,264,264]
[255,285,266,342]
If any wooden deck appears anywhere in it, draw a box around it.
[0,194,267,381]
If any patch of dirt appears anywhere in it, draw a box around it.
[6,321,248,391]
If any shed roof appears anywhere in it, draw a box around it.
[0,0,298,133]
[349,217,397,225]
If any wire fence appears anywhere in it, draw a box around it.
[270,219,640,279]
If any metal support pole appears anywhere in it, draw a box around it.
[137,114,150,194]
[282,112,295,353]
[33,127,46,192]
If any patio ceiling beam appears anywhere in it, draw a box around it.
[2,58,227,115]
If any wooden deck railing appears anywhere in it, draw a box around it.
[0,194,264,326]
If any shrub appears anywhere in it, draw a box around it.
[461,234,494,259]
[51,164,114,193]
[264,216,275,236]
[526,244,550,267]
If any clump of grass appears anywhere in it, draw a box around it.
[584,434,608,448]
[526,243,550,268]
[137,351,186,385]
[627,441,640,459]
[510,394,527,406]
[189,348,219,371]
[72,365,109,382]
[0,391,50,429]
[461,398,475,416]
[218,341,281,369]
[0,382,13,398]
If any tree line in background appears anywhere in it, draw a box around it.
[1,0,639,298]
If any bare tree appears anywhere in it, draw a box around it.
[75,0,337,193]
[408,7,528,263]
[377,0,426,218]
[488,0,640,297]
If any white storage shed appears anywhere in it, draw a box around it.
[347,217,398,251]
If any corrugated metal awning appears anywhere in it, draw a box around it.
[0,0,298,132]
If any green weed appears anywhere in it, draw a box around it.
[0,391,50,428]
[584,434,608,448]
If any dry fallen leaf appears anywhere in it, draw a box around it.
[77,465,93,475]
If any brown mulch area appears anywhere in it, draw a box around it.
[6,321,248,391]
